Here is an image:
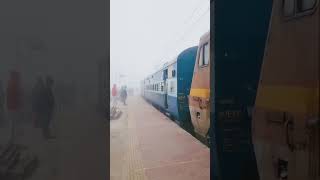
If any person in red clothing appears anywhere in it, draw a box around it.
[6,70,23,143]
[111,84,118,109]
[7,71,22,111]
[112,84,117,97]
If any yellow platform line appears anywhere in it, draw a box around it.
[121,108,146,180]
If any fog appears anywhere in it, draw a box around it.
[110,0,210,89]
[0,0,106,105]
[0,0,108,179]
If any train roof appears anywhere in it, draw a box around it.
[144,58,177,79]
[201,31,210,39]
[177,46,198,57]
[200,31,210,44]
[144,46,198,80]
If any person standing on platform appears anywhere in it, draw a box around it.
[6,71,23,144]
[31,77,45,128]
[112,84,117,99]
[41,76,56,140]
[111,84,118,105]
[120,86,127,106]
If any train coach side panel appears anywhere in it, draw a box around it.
[253,1,319,180]
[177,46,198,130]
[145,90,165,108]
[143,70,166,109]
[212,0,272,179]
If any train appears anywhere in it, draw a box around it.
[142,0,319,179]
[211,0,319,179]
[141,46,198,133]
[141,32,211,146]
[189,32,210,143]
[252,0,319,180]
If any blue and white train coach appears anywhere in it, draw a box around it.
[142,46,198,131]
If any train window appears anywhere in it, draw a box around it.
[172,70,176,77]
[297,0,316,12]
[198,44,209,67]
[283,0,317,18]
[161,83,164,92]
[198,47,204,66]
[203,43,209,65]
[163,69,168,80]
[283,0,295,16]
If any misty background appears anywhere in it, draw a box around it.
[0,0,108,179]
[110,0,210,90]
[0,0,106,106]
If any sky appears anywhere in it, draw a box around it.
[110,0,210,88]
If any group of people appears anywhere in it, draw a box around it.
[111,84,128,106]
[0,71,56,144]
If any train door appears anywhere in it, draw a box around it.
[163,69,168,109]
[253,0,319,180]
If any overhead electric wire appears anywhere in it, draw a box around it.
[173,6,209,47]
[163,6,209,61]
[162,0,208,49]
[181,0,207,29]
[156,0,210,69]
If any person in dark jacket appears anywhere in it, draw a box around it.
[31,77,45,128]
[120,86,127,105]
[40,76,56,139]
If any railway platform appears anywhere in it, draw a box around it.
[111,96,210,180]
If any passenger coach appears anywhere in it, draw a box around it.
[142,46,198,131]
